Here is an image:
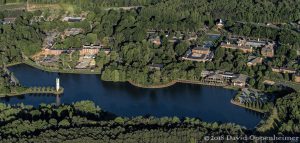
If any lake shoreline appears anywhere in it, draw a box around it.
[7,61,299,94]
[230,99,266,113]
[128,79,240,90]
[3,64,264,128]
[128,80,177,88]
[3,63,268,128]
[7,61,101,75]
[0,87,64,97]
[8,61,239,90]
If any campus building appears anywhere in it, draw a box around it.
[237,88,268,104]
[182,46,214,62]
[220,39,253,53]
[216,19,224,29]
[247,56,263,67]
[148,64,164,70]
[232,74,248,87]
[80,44,103,56]
[261,42,275,58]
[200,70,242,86]
[62,16,85,22]
[271,67,296,74]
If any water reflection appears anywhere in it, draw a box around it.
[1,64,263,128]
[56,94,61,106]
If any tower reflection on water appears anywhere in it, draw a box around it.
[56,94,61,106]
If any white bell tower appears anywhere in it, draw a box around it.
[56,78,60,91]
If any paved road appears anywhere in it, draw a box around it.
[103,6,143,11]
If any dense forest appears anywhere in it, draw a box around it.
[275,93,300,134]
[0,67,25,95]
[1,0,300,23]
[0,101,247,142]
[0,70,14,94]
[0,96,299,142]
[0,0,300,86]
[0,13,43,64]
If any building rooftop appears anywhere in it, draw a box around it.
[221,42,253,50]
[82,44,103,49]
[262,42,275,50]
[207,74,224,80]
[245,41,266,48]
[63,16,84,22]
[238,88,267,104]
[207,34,221,40]
[64,28,83,36]
[247,57,263,66]
[193,46,210,52]
[3,17,16,24]
[149,64,164,70]
[43,32,60,48]
[201,70,214,77]
[232,74,248,83]
[263,80,275,85]
[271,67,296,73]
[203,41,214,48]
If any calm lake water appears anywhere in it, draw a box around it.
[1,64,262,128]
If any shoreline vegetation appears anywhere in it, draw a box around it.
[0,100,251,142]
[23,60,102,75]
[7,62,259,113]
[256,108,279,133]
[230,99,266,113]
[3,61,293,114]
[128,80,177,89]
[9,61,239,89]
[129,79,235,89]
[0,87,64,97]
[8,61,233,89]
[8,61,300,92]
[8,61,238,88]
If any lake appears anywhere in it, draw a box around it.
[1,64,262,128]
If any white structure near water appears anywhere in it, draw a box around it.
[56,78,60,91]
